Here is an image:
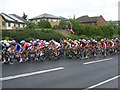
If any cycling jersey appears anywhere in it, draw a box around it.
[101,41,107,49]
[54,42,60,48]
[10,42,22,52]
[81,41,88,47]
[22,43,31,50]
[108,41,114,47]
[71,41,78,47]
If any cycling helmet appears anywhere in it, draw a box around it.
[20,40,25,43]
[41,40,44,42]
[101,39,104,41]
[111,39,114,41]
[51,40,55,43]
[36,39,40,41]
[115,38,118,40]
[29,40,33,43]
[74,40,77,42]
[79,39,81,41]
[88,40,90,42]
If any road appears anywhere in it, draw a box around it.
[1,54,120,89]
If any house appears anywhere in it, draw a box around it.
[107,20,120,26]
[29,13,68,26]
[113,21,120,26]
[76,15,107,26]
[0,13,27,30]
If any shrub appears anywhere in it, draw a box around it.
[25,37,35,42]
[37,20,51,28]
[79,35,89,40]
[2,37,14,40]
[2,30,64,42]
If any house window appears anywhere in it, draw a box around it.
[50,19,53,22]
[14,23,16,27]
[18,24,20,27]
[91,23,95,26]
[8,22,11,27]
[2,22,6,27]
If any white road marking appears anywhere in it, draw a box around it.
[0,67,64,81]
[84,75,120,90]
[83,58,113,65]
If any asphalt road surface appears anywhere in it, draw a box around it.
[1,54,120,89]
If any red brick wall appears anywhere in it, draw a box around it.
[96,16,107,26]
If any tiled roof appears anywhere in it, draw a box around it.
[9,14,28,23]
[30,13,67,20]
[0,13,27,23]
[77,15,99,23]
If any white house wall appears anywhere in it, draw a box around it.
[6,22,24,29]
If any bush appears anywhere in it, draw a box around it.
[79,35,89,40]
[2,30,64,42]
[25,37,35,42]
[37,20,51,28]
[26,22,37,30]
[2,37,14,40]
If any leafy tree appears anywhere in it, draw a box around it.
[58,19,68,29]
[69,19,84,35]
[37,20,51,28]
[22,12,27,20]
[26,22,36,30]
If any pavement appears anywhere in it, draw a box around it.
[1,54,120,89]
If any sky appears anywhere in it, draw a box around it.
[0,0,119,21]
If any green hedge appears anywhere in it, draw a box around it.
[2,30,92,42]
[2,30,64,42]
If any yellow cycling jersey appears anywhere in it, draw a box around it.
[3,40,10,44]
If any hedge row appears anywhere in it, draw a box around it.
[2,30,107,42]
[2,30,86,42]
[2,30,64,42]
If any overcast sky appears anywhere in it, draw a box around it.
[1,0,119,21]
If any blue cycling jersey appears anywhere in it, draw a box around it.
[34,43,40,46]
[11,42,22,52]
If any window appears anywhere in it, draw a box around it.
[50,19,53,22]
[18,24,20,27]
[91,23,95,26]
[8,22,11,27]
[14,23,16,27]
[2,22,6,27]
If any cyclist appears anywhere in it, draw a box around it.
[100,39,107,56]
[20,40,31,60]
[9,40,23,62]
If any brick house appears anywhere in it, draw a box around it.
[76,15,107,26]
[29,13,68,27]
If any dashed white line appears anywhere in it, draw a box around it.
[0,67,64,81]
[84,75,120,90]
[83,58,113,65]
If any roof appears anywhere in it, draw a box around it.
[76,15,99,23]
[0,13,27,23]
[30,13,67,20]
[59,16,68,20]
[9,14,28,23]
[107,21,120,26]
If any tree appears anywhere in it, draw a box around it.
[37,20,51,28]
[22,12,28,20]
[58,19,68,29]
[69,19,84,35]
[26,22,36,30]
